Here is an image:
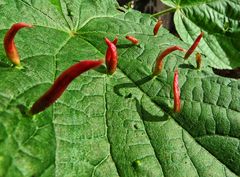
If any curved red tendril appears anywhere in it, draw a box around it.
[29,60,103,115]
[153,46,184,76]
[184,32,204,59]
[173,69,181,113]
[4,22,33,66]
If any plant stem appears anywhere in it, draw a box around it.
[151,7,176,18]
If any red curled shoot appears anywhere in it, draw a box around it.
[105,36,118,71]
[173,69,181,113]
[184,32,204,60]
[153,46,184,76]
[153,19,162,36]
[4,22,33,66]
[105,37,118,75]
[29,60,103,115]
[196,52,202,69]
[126,35,139,45]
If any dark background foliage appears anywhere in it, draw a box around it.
[117,0,176,33]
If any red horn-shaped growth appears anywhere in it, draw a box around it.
[4,22,33,66]
[29,60,103,115]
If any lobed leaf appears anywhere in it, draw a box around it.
[161,0,240,68]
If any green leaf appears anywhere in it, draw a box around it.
[0,0,239,176]
[161,0,240,68]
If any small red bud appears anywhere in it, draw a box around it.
[4,22,33,66]
[184,32,204,59]
[29,60,103,115]
[105,37,118,74]
[153,19,162,36]
[173,69,181,113]
[126,35,139,45]
[153,46,184,76]
[196,52,202,69]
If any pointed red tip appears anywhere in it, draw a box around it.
[105,37,118,74]
[4,22,33,65]
[184,31,204,59]
[153,19,162,36]
[153,46,184,76]
[173,69,181,113]
[30,59,103,115]
[126,35,139,45]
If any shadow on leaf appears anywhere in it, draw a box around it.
[135,98,168,122]
[179,63,195,69]
[114,76,152,97]
[116,43,139,49]
[0,61,11,68]
[94,65,106,74]
[17,104,32,118]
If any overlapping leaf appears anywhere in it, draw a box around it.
[161,0,240,68]
[0,0,239,176]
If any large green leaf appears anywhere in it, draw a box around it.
[0,0,239,176]
[161,0,240,68]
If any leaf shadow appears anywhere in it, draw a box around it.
[94,65,107,74]
[113,74,170,122]
[135,98,168,122]
[116,43,141,49]
[17,104,32,118]
[113,75,176,122]
[0,61,11,68]
[178,63,195,69]
[113,76,152,96]
[116,44,134,48]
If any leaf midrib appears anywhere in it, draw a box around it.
[19,0,69,31]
